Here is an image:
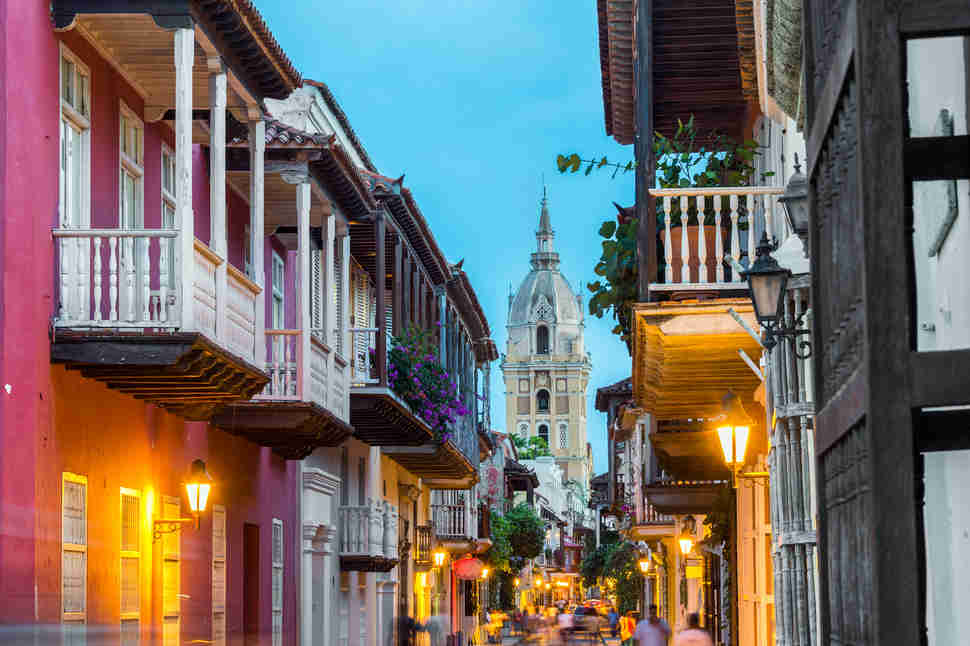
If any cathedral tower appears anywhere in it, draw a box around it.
[502,190,593,489]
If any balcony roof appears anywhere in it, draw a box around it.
[632,298,763,420]
[350,387,434,446]
[51,331,267,421]
[596,0,757,144]
[385,441,478,488]
[211,400,354,460]
[643,480,728,515]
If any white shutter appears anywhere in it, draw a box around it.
[311,249,323,335]
[333,239,344,355]
[272,519,283,646]
[212,505,226,646]
[62,473,87,627]
[351,262,371,381]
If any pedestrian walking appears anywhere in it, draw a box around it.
[672,613,713,646]
[620,611,637,644]
[632,605,670,646]
[608,606,619,639]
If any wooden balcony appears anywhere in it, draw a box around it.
[413,524,435,571]
[431,490,489,553]
[338,500,399,572]
[643,480,728,515]
[349,328,477,486]
[51,231,267,420]
[211,331,352,459]
[648,187,784,299]
[630,503,678,540]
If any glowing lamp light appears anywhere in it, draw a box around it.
[433,549,446,567]
[638,557,651,574]
[481,567,490,579]
[556,581,569,588]
[678,537,694,556]
[185,459,211,514]
[545,583,551,590]
[717,425,750,466]
[514,578,520,587]
[535,577,543,587]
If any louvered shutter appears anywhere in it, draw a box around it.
[271,519,283,646]
[120,489,140,632]
[211,505,226,646]
[162,496,180,646]
[310,249,323,336]
[351,263,371,381]
[333,239,344,355]
[62,474,87,626]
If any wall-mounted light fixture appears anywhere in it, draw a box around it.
[678,515,696,556]
[741,233,812,358]
[433,548,447,568]
[153,459,212,542]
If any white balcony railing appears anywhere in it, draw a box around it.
[338,500,398,559]
[257,329,350,422]
[649,186,784,289]
[431,490,474,538]
[53,228,180,327]
[349,327,379,385]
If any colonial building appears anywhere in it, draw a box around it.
[502,192,593,490]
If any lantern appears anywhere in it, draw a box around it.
[185,459,211,514]
[638,557,651,574]
[718,392,753,474]
[433,549,446,567]
[778,155,809,244]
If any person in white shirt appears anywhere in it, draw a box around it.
[633,604,671,646]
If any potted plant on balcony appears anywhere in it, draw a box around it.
[383,327,470,444]
[654,116,763,284]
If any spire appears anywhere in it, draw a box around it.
[532,186,559,270]
[538,185,552,235]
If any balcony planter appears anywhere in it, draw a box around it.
[664,223,731,284]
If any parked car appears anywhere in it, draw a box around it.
[573,605,605,633]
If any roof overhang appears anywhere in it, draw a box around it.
[644,481,728,515]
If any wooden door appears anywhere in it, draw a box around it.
[803,2,970,645]
[243,523,260,643]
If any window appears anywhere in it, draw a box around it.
[558,423,568,449]
[517,422,529,438]
[119,101,144,228]
[333,238,345,356]
[272,519,284,646]
[357,457,366,505]
[59,45,90,230]
[272,252,285,329]
[62,473,87,635]
[536,389,550,412]
[536,325,549,354]
[161,145,178,294]
[538,424,549,446]
[311,248,323,336]
[212,505,226,646]
[120,488,141,645]
[161,496,181,646]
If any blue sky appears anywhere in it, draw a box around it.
[260,0,633,474]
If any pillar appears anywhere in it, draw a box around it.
[349,571,362,646]
[249,119,266,358]
[393,233,403,338]
[435,286,447,362]
[323,213,336,346]
[174,28,195,329]
[366,445,382,646]
[297,182,312,398]
[375,212,387,385]
[209,59,227,342]
[340,234,351,358]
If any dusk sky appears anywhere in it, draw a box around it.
[260,1,634,473]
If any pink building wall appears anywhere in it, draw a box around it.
[0,4,300,643]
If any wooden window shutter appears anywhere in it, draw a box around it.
[120,489,141,624]
[310,249,323,334]
[161,495,180,646]
[211,504,226,646]
[333,239,344,355]
[62,473,87,624]
[271,519,284,646]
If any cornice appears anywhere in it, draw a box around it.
[303,468,340,496]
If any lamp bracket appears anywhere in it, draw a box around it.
[761,312,813,358]
[153,518,196,543]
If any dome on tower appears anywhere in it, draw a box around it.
[508,190,584,327]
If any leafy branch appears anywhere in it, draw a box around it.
[556,153,636,178]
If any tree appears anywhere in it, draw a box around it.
[505,504,544,560]
[481,511,513,572]
[512,434,551,460]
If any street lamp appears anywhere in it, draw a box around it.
[481,567,490,580]
[678,515,696,556]
[535,576,543,587]
[778,154,809,245]
[433,548,447,567]
[638,556,651,574]
[741,233,812,357]
[717,391,752,483]
[514,578,520,587]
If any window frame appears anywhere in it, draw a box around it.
[59,43,91,230]
[536,388,550,413]
[538,424,550,446]
[558,422,568,449]
[536,324,550,354]
[161,143,176,228]
[119,100,145,229]
[272,251,286,329]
